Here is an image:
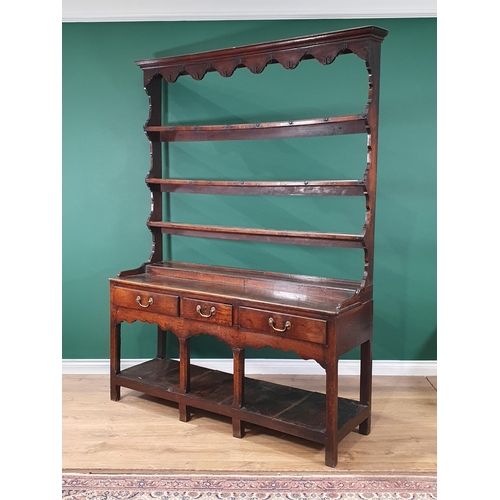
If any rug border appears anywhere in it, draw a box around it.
[62,472,437,494]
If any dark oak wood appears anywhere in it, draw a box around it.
[110,25,387,468]
[178,337,191,422]
[136,25,388,85]
[114,358,369,444]
[232,348,245,438]
[145,115,367,142]
[148,221,365,248]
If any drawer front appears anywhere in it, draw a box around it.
[113,286,179,316]
[181,297,233,326]
[239,306,326,344]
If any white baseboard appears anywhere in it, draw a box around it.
[62,358,436,376]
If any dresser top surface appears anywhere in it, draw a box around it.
[110,261,366,315]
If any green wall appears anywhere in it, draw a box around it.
[62,18,436,361]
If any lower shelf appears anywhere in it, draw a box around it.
[115,358,368,445]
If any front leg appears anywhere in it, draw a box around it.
[110,318,121,401]
[178,337,191,422]
[359,338,372,435]
[232,348,245,438]
[324,357,339,467]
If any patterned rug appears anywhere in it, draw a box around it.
[62,473,437,499]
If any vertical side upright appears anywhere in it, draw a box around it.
[359,40,383,435]
[144,75,163,264]
[144,76,169,363]
[361,40,382,288]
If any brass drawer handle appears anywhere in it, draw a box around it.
[136,295,153,308]
[268,317,291,332]
[196,305,216,318]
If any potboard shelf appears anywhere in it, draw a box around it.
[116,358,368,444]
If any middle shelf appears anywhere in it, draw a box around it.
[147,221,366,248]
[145,114,368,142]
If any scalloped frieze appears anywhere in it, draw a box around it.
[143,68,159,86]
[113,311,326,365]
[118,314,156,327]
[348,40,371,62]
[183,62,211,81]
[143,39,377,85]
[159,326,325,365]
[115,309,173,331]
[240,54,272,74]
[159,67,181,83]
[273,50,307,70]
[213,60,239,78]
[307,45,343,66]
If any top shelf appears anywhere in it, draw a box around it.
[135,25,388,84]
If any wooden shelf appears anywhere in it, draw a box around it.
[146,179,367,196]
[116,358,369,444]
[145,115,367,142]
[147,221,365,248]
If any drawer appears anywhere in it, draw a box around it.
[181,297,233,326]
[113,286,179,316]
[239,306,326,344]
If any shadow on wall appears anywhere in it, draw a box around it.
[150,23,320,61]
[417,328,437,360]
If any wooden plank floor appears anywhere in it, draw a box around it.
[62,373,436,474]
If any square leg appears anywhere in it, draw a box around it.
[179,337,191,422]
[110,319,121,401]
[359,339,372,435]
[324,355,338,467]
[232,348,245,438]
